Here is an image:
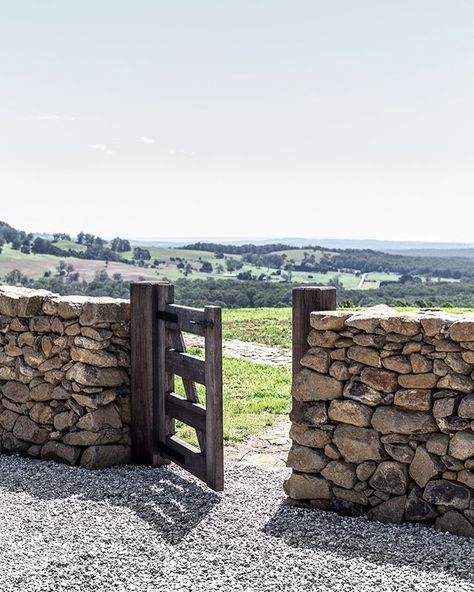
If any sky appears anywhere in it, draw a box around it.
[1,0,474,242]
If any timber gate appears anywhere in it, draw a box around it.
[130,282,224,491]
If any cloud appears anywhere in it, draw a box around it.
[91,144,115,156]
[139,136,155,144]
[38,113,75,121]
[169,147,196,157]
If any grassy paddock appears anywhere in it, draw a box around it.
[222,307,292,347]
[176,350,291,446]
[176,305,474,446]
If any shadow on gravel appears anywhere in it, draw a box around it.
[0,456,219,543]
[264,503,474,584]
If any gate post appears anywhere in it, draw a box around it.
[292,286,337,381]
[130,282,161,465]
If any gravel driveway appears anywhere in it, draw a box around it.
[1,456,474,591]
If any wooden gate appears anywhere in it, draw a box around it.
[130,282,224,491]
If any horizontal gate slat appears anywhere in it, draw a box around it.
[170,331,206,452]
[163,435,207,481]
[164,304,207,336]
[165,392,207,432]
[165,349,206,384]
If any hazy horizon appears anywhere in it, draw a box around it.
[2,1,474,242]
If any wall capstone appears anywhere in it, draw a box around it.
[0,286,131,468]
[286,305,474,538]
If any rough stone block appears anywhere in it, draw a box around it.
[409,446,444,487]
[289,423,332,448]
[369,461,408,495]
[393,389,431,411]
[333,424,382,463]
[41,441,81,466]
[328,399,372,427]
[343,378,383,407]
[371,407,437,435]
[80,445,131,469]
[435,510,474,537]
[368,495,407,524]
[347,346,381,368]
[310,311,352,331]
[286,444,329,473]
[300,348,331,374]
[423,480,471,510]
[292,369,342,401]
[360,368,399,393]
[321,460,357,489]
[284,473,332,500]
[449,431,474,460]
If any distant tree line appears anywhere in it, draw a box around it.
[173,279,474,309]
[185,241,474,281]
[182,242,300,255]
[291,249,474,280]
[4,270,474,309]
[241,253,286,269]
[0,221,145,265]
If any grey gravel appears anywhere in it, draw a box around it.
[185,335,291,367]
[1,456,474,591]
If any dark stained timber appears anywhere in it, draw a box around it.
[204,306,224,491]
[165,349,206,384]
[292,287,337,381]
[130,282,224,491]
[165,392,207,433]
[130,282,159,465]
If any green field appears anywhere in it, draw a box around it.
[0,245,161,282]
[223,308,292,347]
[122,246,218,262]
[176,352,291,445]
[179,304,474,446]
[0,245,63,278]
[0,243,405,288]
[54,240,87,253]
[270,248,327,263]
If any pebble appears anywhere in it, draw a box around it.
[0,455,473,591]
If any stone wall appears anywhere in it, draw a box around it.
[0,286,131,469]
[285,305,474,537]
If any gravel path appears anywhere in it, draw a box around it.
[1,456,474,591]
[185,335,291,367]
[225,421,291,467]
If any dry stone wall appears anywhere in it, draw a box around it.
[285,305,474,537]
[0,286,131,469]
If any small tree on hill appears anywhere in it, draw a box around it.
[133,247,151,261]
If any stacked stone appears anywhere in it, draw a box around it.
[285,304,474,537]
[0,286,131,469]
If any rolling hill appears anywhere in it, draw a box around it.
[0,220,472,296]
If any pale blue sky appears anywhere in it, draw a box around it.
[1,1,474,240]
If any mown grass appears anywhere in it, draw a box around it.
[54,240,87,253]
[222,307,292,348]
[175,350,291,446]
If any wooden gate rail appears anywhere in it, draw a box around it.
[131,282,223,491]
